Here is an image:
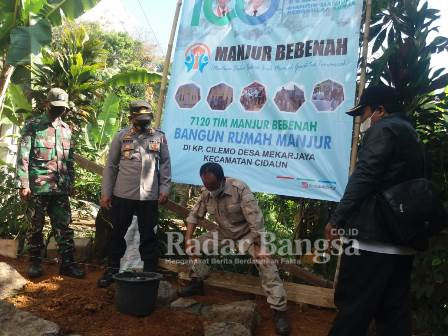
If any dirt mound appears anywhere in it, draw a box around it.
[1,256,334,335]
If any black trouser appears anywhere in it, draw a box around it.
[329,247,414,336]
[107,196,159,269]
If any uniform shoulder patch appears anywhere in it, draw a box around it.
[122,126,133,133]
[26,115,41,126]
[21,117,40,134]
[120,127,134,139]
[152,129,167,144]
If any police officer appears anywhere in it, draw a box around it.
[179,162,290,335]
[16,88,85,279]
[97,100,171,287]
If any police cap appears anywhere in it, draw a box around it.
[129,100,153,120]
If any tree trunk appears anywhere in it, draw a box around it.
[0,64,15,116]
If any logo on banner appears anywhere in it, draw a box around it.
[191,0,280,27]
[184,43,211,72]
[301,181,336,191]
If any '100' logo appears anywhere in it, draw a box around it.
[191,0,280,26]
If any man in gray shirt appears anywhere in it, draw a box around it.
[97,100,171,287]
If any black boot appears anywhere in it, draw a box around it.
[28,257,43,278]
[59,255,85,279]
[178,278,204,297]
[97,267,119,288]
[272,309,290,335]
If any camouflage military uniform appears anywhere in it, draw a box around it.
[186,177,288,311]
[16,113,75,258]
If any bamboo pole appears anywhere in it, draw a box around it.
[154,0,183,128]
[349,0,372,175]
[333,0,373,289]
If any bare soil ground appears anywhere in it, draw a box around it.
[1,256,335,336]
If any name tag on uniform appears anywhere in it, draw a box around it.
[149,141,160,152]
[121,141,134,160]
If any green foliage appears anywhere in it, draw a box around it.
[421,88,448,198]
[1,84,32,126]
[38,0,99,26]
[256,194,296,240]
[73,166,101,204]
[0,0,102,131]
[367,1,448,334]
[367,0,448,114]
[82,92,121,163]
[51,21,108,66]
[31,47,104,127]
[7,19,52,65]
[412,234,448,335]
[3,0,101,66]
[0,164,27,239]
[107,69,161,89]
[100,28,145,68]
[30,22,161,135]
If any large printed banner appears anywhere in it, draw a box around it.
[162,0,363,201]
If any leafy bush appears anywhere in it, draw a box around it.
[73,166,102,204]
[412,233,448,336]
[0,165,27,239]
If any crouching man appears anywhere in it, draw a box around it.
[179,162,290,335]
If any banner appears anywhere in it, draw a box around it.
[162,0,363,201]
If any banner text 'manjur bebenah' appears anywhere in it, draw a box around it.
[215,38,348,62]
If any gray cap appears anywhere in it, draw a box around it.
[130,100,152,110]
[47,88,69,108]
[130,100,153,120]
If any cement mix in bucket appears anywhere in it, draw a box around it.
[120,216,156,272]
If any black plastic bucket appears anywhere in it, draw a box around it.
[112,272,163,316]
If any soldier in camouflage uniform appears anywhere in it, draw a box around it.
[97,100,171,288]
[16,88,85,279]
[179,162,290,335]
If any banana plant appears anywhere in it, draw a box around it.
[106,69,162,89]
[31,47,161,126]
[80,70,163,164]
[0,0,101,114]
[0,83,32,164]
[82,92,121,164]
[1,83,32,126]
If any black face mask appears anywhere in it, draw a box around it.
[49,106,66,119]
[134,119,152,132]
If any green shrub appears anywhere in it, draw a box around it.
[412,233,448,336]
[0,165,28,239]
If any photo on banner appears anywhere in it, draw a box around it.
[162,0,363,201]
